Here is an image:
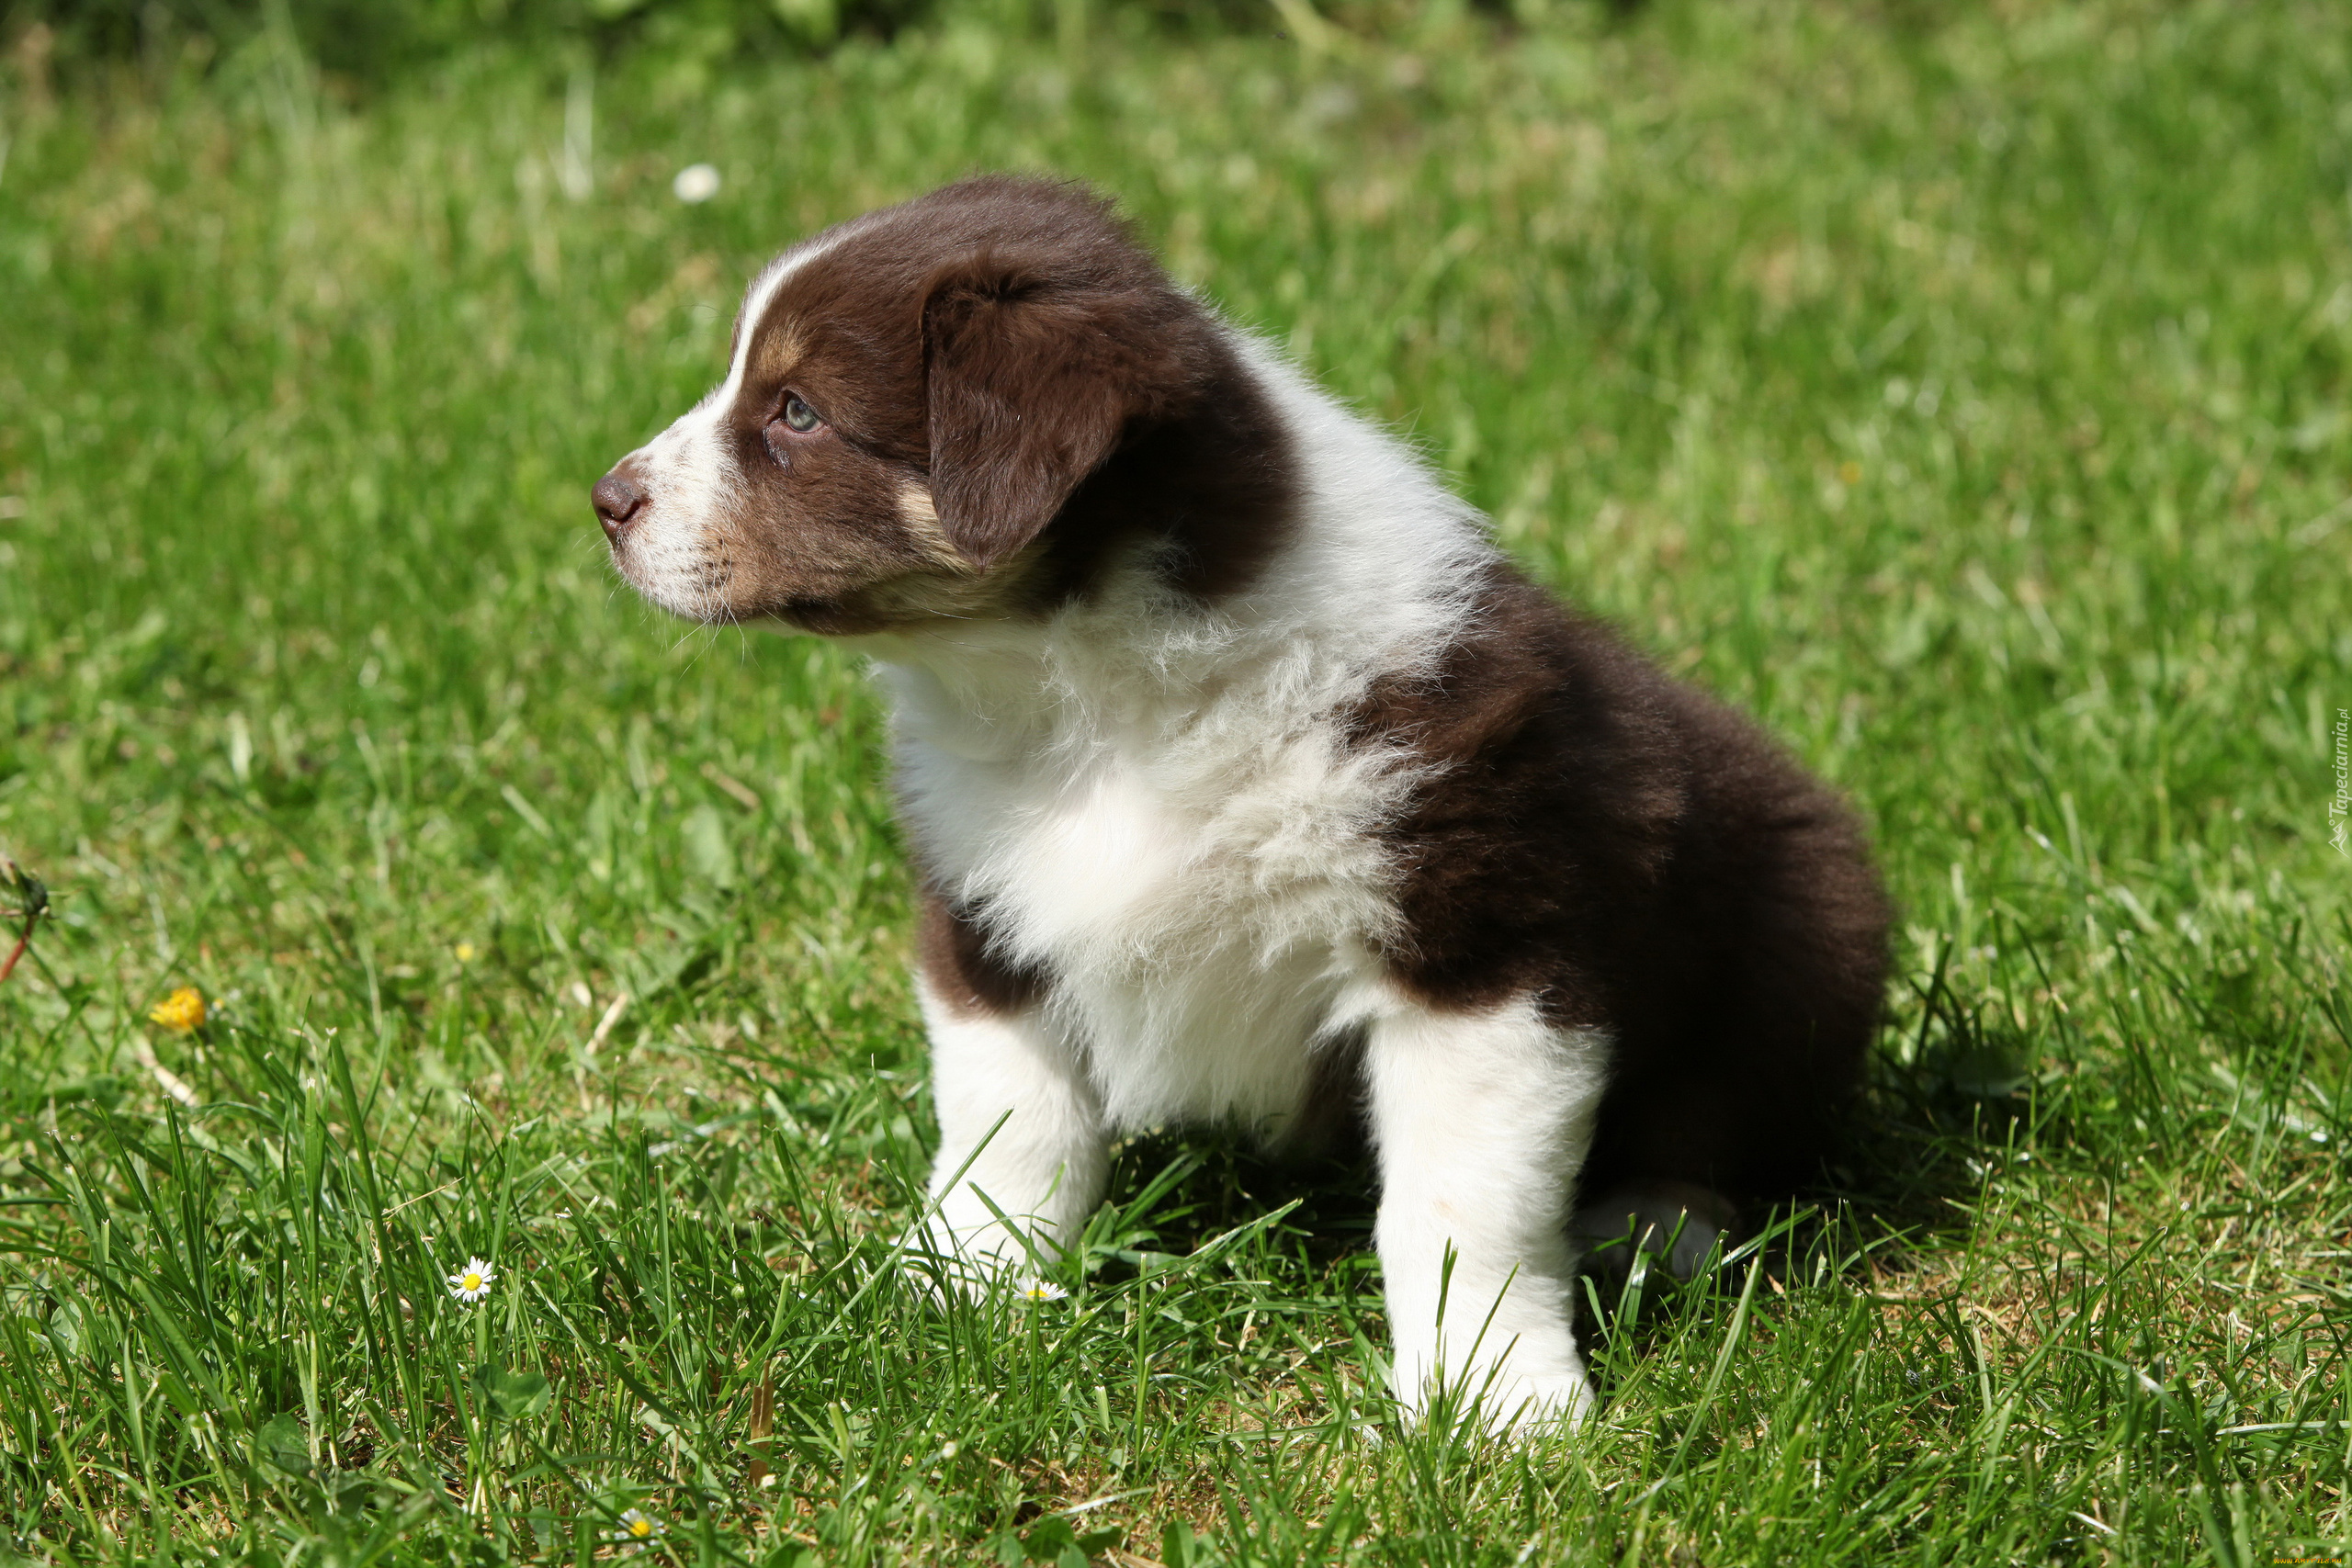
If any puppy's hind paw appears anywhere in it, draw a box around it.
[1574,1180,1737,1285]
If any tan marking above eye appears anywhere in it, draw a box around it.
[748,321,807,391]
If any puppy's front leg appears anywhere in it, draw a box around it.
[912,981,1108,1286]
[1366,997,1611,1431]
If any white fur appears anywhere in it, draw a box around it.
[1367,1000,1607,1427]
[911,975,1108,1284]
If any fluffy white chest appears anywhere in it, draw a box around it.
[891,682,1406,1136]
[866,371,1489,1134]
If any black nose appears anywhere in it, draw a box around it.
[593,469,649,543]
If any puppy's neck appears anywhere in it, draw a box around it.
[853,333,1499,762]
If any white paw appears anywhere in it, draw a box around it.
[897,1215,1057,1301]
[1393,1363,1597,1438]
[1481,1371,1598,1435]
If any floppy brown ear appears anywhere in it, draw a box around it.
[921,255,1134,573]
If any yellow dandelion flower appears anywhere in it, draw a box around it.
[149,987,206,1033]
[454,942,478,964]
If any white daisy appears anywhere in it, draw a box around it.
[1014,1278,1069,1303]
[672,164,720,204]
[446,1257,497,1303]
[613,1508,665,1551]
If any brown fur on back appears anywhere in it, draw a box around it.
[1358,563,1891,1198]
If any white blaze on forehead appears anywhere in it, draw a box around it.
[662,231,849,452]
[711,232,842,419]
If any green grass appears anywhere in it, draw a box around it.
[3,1,2351,1562]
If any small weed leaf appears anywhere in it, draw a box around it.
[1161,1520,1207,1567]
[996,1516,1121,1566]
[256,1413,312,1477]
[472,1363,554,1421]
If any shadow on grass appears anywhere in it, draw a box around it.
[1055,955,2053,1404]
[1085,1123,1384,1286]
[1562,956,2057,1367]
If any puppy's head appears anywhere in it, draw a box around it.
[594,177,1243,636]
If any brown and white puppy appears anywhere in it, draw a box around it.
[594,176,1890,1431]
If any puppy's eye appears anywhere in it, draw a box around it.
[763,395,825,463]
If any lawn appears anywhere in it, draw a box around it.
[2,0,2350,1562]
